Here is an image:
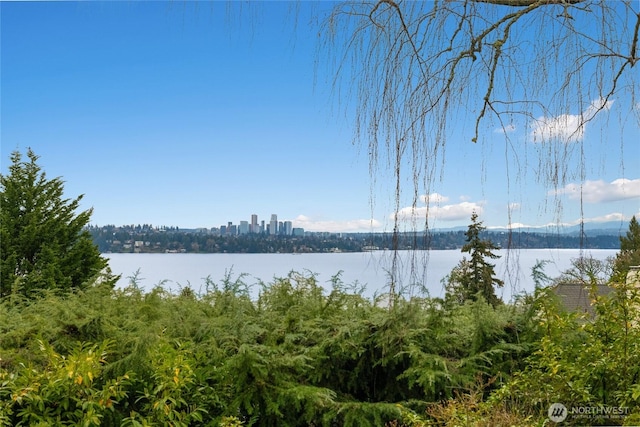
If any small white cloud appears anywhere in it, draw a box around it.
[392,197,483,222]
[531,113,585,142]
[293,215,381,232]
[508,202,521,211]
[530,97,613,143]
[585,97,614,117]
[419,193,449,204]
[583,213,627,223]
[552,178,640,203]
[494,124,516,134]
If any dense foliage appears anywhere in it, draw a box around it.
[496,273,640,426]
[0,149,109,298]
[0,272,521,426]
[2,257,639,425]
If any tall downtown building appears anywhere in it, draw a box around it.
[283,220,292,236]
[269,214,278,235]
[251,214,259,233]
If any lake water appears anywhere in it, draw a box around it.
[106,249,618,302]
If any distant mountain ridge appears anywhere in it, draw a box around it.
[436,221,627,236]
[89,223,622,253]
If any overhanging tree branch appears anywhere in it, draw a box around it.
[322,0,638,290]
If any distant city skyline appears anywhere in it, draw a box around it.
[216,213,303,237]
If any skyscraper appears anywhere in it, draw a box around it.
[239,221,249,235]
[251,214,258,233]
[269,214,278,235]
[284,221,293,236]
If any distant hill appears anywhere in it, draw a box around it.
[483,221,627,237]
[88,222,624,254]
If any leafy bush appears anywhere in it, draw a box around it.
[0,340,129,426]
[0,270,536,426]
[494,273,640,425]
[7,256,638,425]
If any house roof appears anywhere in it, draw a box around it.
[553,283,614,316]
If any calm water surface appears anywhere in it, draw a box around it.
[106,249,617,302]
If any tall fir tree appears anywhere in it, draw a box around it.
[0,149,108,298]
[446,212,504,307]
[612,216,640,283]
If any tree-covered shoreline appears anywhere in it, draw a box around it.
[88,224,621,254]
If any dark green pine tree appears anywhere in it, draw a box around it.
[0,149,109,298]
[612,215,640,283]
[447,211,503,307]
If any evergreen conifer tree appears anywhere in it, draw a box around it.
[612,216,640,283]
[0,149,108,298]
[446,212,503,307]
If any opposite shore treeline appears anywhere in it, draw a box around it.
[88,224,621,254]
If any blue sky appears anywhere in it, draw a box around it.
[2,1,639,233]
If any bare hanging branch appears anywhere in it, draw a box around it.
[321,0,639,295]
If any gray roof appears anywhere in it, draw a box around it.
[553,283,614,317]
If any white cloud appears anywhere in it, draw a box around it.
[392,194,483,222]
[419,193,449,204]
[585,97,614,116]
[530,97,613,143]
[552,178,640,203]
[293,215,381,233]
[508,202,521,211]
[532,113,584,142]
[494,124,516,134]
[583,213,627,223]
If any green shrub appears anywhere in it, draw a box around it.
[0,340,129,426]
